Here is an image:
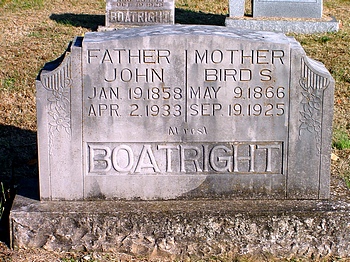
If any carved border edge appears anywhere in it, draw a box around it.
[40,52,72,155]
[298,57,330,154]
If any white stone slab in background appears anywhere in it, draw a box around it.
[252,0,323,18]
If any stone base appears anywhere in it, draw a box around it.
[10,195,350,259]
[225,16,340,34]
[97,25,139,31]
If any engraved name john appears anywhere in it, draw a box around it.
[88,141,283,175]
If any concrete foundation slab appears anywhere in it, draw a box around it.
[10,195,350,259]
[225,17,340,34]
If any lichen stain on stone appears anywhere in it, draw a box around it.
[86,180,106,200]
[179,175,285,200]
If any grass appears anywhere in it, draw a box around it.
[0,0,350,260]
[333,129,350,150]
[0,0,44,9]
[0,182,6,220]
[1,77,16,91]
[344,172,350,189]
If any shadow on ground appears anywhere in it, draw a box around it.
[49,8,226,30]
[175,8,226,26]
[0,125,39,244]
[50,13,105,31]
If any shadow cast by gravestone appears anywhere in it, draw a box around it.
[50,13,105,31]
[0,125,39,201]
[175,8,227,26]
[0,125,38,244]
[49,10,226,29]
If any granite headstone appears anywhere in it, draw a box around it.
[229,0,245,17]
[252,0,323,19]
[226,0,339,34]
[36,25,334,201]
[105,0,174,27]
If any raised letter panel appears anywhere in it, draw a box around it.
[106,0,175,26]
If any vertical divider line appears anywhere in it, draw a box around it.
[184,49,188,123]
[285,51,293,199]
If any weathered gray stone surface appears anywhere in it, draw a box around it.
[252,0,323,19]
[229,0,245,17]
[105,0,174,26]
[10,194,350,258]
[225,17,340,34]
[36,25,334,201]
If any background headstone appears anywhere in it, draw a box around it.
[226,0,339,34]
[229,0,245,17]
[105,0,174,27]
[36,25,334,201]
[252,0,323,18]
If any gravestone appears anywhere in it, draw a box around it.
[105,0,174,27]
[36,25,334,201]
[11,25,346,257]
[229,0,245,17]
[252,0,323,19]
[226,0,339,33]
